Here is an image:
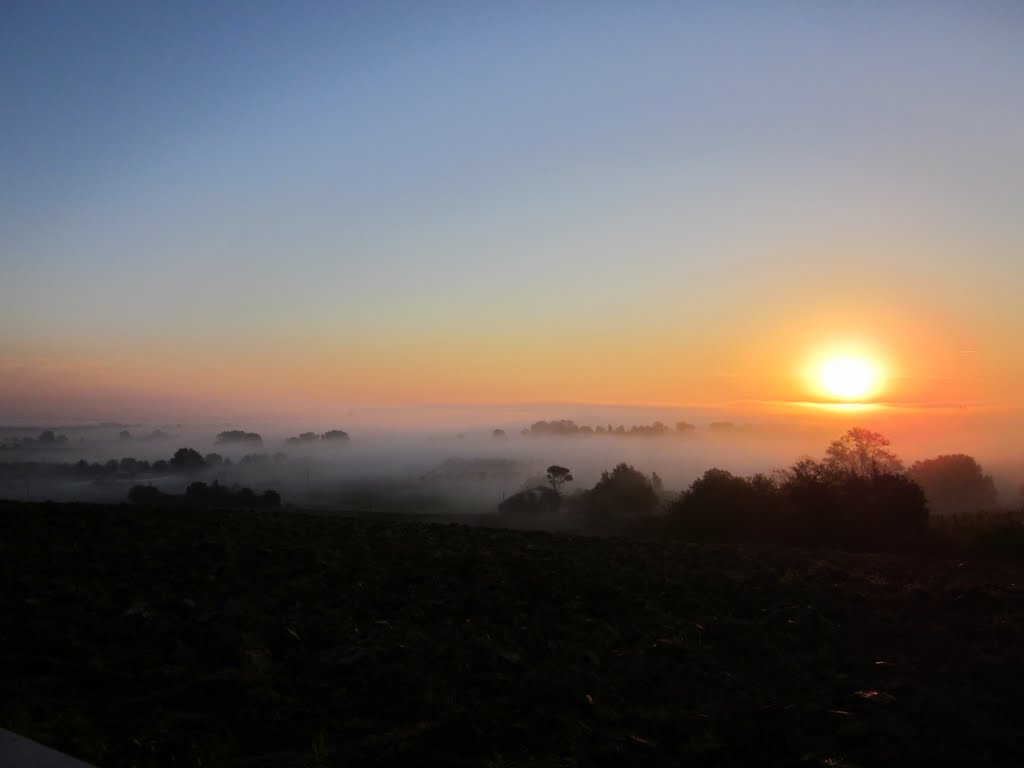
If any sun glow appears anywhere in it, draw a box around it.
[818,356,879,401]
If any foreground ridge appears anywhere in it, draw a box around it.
[2,501,1023,767]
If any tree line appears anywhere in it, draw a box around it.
[501,428,1019,556]
[521,419,696,437]
[128,481,281,509]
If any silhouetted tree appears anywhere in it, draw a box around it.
[14,429,71,449]
[669,469,782,541]
[322,430,350,442]
[909,454,998,515]
[492,429,508,440]
[675,421,696,433]
[286,432,320,446]
[135,480,282,509]
[169,447,206,473]
[856,472,929,545]
[216,430,263,446]
[524,418,686,437]
[119,430,131,440]
[527,420,582,436]
[824,427,903,477]
[776,459,840,540]
[776,456,927,549]
[628,421,671,435]
[546,465,573,493]
[579,463,659,525]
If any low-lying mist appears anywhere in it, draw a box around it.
[2,404,1022,517]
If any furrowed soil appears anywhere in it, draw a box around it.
[2,501,1022,767]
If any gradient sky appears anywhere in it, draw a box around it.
[2,2,1023,424]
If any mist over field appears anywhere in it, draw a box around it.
[3,401,1022,514]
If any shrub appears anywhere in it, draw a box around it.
[577,463,659,526]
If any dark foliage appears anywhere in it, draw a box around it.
[497,485,561,519]
[524,419,585,436]
[0,429,71,451]
[215,430,263,446]
[186,481,281,509]
[665,429,929,552]
[118,458,140,474]
[545,465,573,492]
[285,432,320,446]
[285,430,350,445]
[669,469,784,541]
[169,447,206,473]
[37,430,65,445]
[524,419,684,437]
[782,463,927,549]
[575,462,659,527]
[824,427,904,476]
[909,454,999,515]
[128,482,280,509]
[669,459,928,551]
[626,421,671,436]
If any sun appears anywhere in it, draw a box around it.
[818,356,879,401]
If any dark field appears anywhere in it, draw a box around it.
[2,502,1023,767]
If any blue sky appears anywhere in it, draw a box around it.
[2,2,1023,421]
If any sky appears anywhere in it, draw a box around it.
[2,2,1023,427]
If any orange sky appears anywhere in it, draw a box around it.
[2,6,1022,430]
